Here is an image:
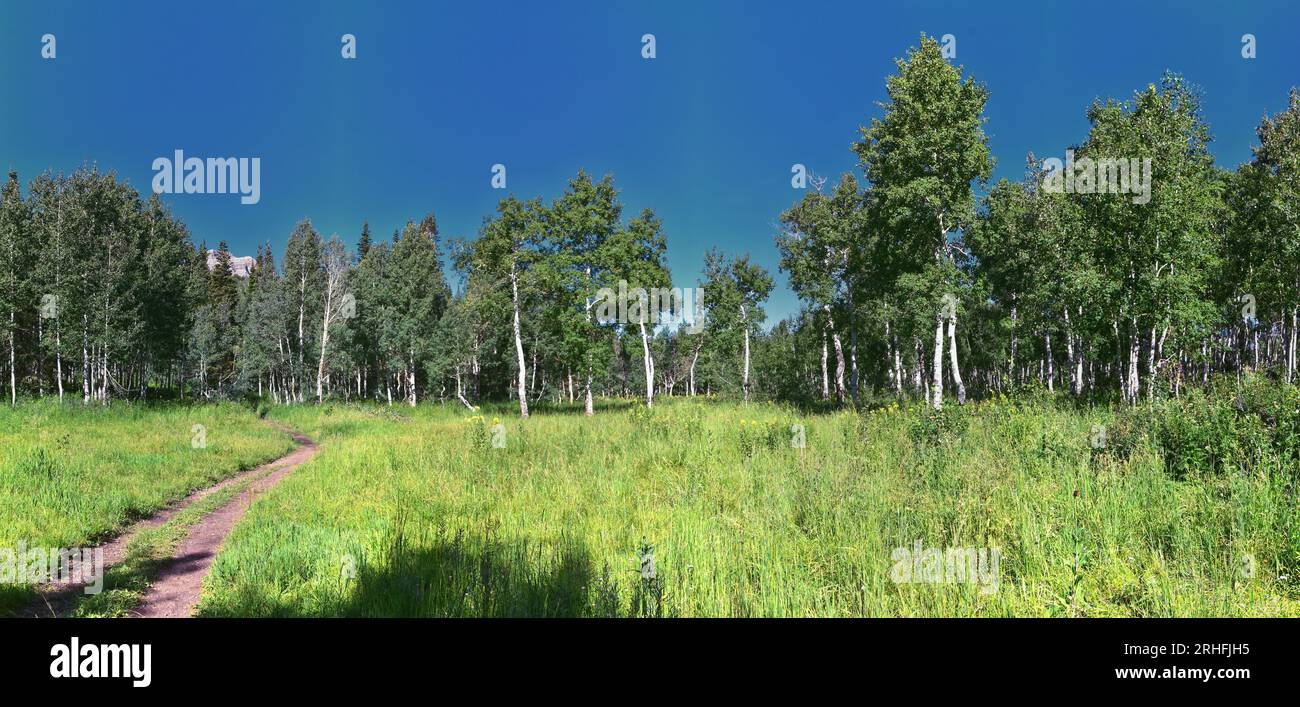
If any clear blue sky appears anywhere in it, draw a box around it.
[2,0,1296,324]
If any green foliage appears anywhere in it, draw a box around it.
[737,416,787,457]
[907,403,969,447]
[1132,380,1300,479]
[188,396,1300,617]
[0,401,292,615]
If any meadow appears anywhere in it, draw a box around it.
[192,385,1300,618]
[0,401,294,614]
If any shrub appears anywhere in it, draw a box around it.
[907,405,968,448]
[1140,385,1282,478]
[1098,405,1152,463]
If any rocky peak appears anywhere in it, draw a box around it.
[206,249,257,278]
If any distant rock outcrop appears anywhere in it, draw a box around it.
[206,250,257,278]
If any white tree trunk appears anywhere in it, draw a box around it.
[1126,321,1140,404]
[886,321,901,396]
[1290,308,1298,384]
[639,318,654,408]
[55,328,63,402]
[316,321,331,403]
[912,339,923,395]
[689,341,701,396]
[1147,325,1158,401]
[510,266,529,417]
[1045,332,1054,392]
[820,329,829,401]
[946,312,965,404]
[7,313,14,406]
[741,304,751,402]
[1008,303,1019,387]
[1065,307,1084,396]
[82,317,89,405]
[931,315,944,410]
[823,305,845,403]
[316,247,348,404]
[408,350,417,407]
[892,333,903,397]
[297,271,307,403]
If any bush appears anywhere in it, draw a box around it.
[1098,406,1153,463]
[907,404,968,448]
[1135,382,1291,478]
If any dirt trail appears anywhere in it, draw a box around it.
[131,428,317,618]
[20,425,317,618]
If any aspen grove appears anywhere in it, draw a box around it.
[2,36,1299,413]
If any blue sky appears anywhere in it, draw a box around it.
[2,0,1296,324]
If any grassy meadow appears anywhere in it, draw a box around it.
[192,388,1300,618]
[0,401,294,614]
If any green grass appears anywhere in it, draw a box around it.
[67,469,271,617]
[0,400,294,615]
[195,396,1300,617]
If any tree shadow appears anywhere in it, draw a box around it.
[335,527,631,618]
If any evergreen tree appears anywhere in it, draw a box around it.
[0,171,31,405]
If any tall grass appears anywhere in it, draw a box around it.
[0,400,293,614]
[198,393,1300,617]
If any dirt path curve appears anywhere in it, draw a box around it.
[20,424,317,618]
[131,427,317,618]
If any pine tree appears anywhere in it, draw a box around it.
[0,171,31,405]
[386,214,449,406]
[358,221,372,259]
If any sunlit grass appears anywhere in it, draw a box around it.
[0,400,294,614]
[198,396,1300,617]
